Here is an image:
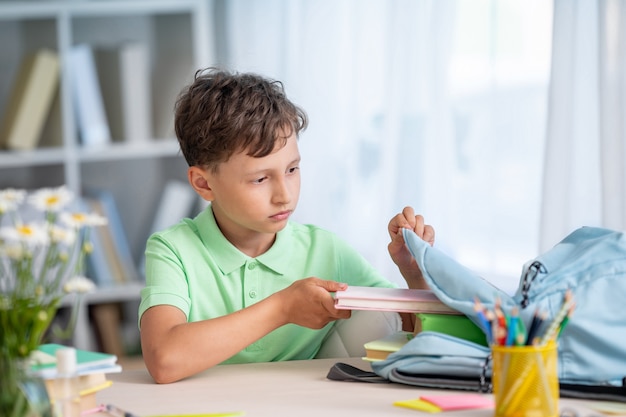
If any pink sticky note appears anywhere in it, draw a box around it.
[420,394,494,411]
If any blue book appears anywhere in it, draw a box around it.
[83,188,139,284]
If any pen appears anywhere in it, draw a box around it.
[514,315,526,346]
[104,404,245,417]
[473,298,493,343]
[106,404,140,417]
[539,290,574,345]
[504,307,519,346]
[557,302,576,338]
[494,298,507,345]
[148,414,244,417]
[525,309,545,345]
[82,405,106,416]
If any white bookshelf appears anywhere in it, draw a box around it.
[0,0,215,353]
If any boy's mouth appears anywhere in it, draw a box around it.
[270,210,292,221]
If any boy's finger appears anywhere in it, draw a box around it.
[316,279,348,292]
[402,206,417,228]
[423,225,435,245]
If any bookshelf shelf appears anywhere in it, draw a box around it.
[0,148,67,167]
[0,0,214,355]
[77,139,182,162]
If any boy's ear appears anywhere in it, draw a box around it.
[188,166,214,201]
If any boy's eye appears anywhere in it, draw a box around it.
[287,166,299,174]
[253,176,267,184]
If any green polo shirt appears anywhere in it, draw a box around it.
[139,205,395,364]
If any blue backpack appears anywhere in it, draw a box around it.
[358,226,626,399]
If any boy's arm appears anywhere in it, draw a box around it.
[140,277,349,384]
[387,206,435,290]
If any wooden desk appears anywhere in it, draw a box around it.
[97,357,600,417]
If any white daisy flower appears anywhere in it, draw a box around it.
[48,224,76,246]
[0,222,50,246]
[63,275,96,294]
[0,188,26,214]
[0,242,26,260]
[60,211,108,229]
[28,186,74,213]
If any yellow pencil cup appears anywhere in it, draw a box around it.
[491,342,559,417]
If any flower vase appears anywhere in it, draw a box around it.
[0,301,57,417]
[0,355,52,417]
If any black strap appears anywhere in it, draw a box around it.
[326,362,389,384]
[327,362,626,403]
[559,377,626,403]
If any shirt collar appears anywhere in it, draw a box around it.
[195,205,292,276]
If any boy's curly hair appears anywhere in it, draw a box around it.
[174,68,308,171]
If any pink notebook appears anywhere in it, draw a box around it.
[334,286,459,314]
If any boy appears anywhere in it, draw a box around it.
[139,68,434,383]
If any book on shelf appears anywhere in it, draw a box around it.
[334,286,460,315]
[94,42,152,144]
[415,312,488,346]
[84,214,117,287]
[363,331,413,362]
[83,188,139,286]
[38,91,63,148]
[149,180,197,234]
[29,343,121,379]
[0,49,60,150]
[69,44,111,147]
[89,196,130,284]
[139,179,198,275]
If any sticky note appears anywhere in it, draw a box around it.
[394,399,442,413]
[420,394,494,411]
[394,394,494,413]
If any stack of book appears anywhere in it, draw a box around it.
[30,344,121,413]
[362,313,488,362]
[334,286,461,314]
[334,286,488,361]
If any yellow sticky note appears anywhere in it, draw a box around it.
[393,399,442,413]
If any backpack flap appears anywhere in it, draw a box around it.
[401,228,514,326]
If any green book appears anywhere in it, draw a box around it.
[29,343,120,378]
[415,313,488,346]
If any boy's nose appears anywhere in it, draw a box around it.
[272,178,291,204]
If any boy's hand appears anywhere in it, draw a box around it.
[277,278,351,329]
[387,206,434,288]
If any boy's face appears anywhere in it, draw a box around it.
[202,132,301,248]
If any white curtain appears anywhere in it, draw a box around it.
[541,0,626,252]
[219,0,552,292]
